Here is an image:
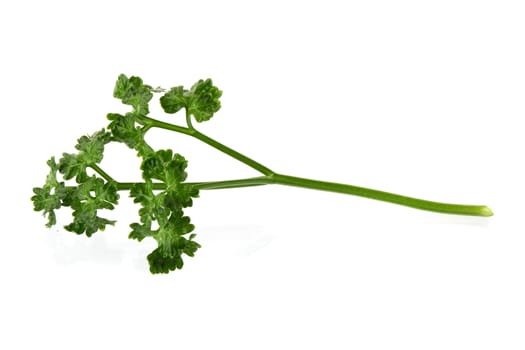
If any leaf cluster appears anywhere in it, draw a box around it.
[32,74,222,274]
[160,78,222,122]
[31,130,119,235]
[130,150,200,273]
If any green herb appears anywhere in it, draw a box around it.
[31,74,493,274]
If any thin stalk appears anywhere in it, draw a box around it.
[185,109,195,130]
[115,174,492,216]
[139,115,193,136]
[190,130,275,176]
[115,177,271,191]
[134,115,492,217]
[189,176,273,190]
[141,115,275,176]
[89,164,115,183]
[116,182,166,191]
[271,173,493,217]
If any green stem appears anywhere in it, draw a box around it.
[271,173,493,217]
[191,130,275,176]
[141,116,275,176]
[139,116,193,136]
[134,116,492,217]
[89,164,115,182]
[115,177,271,191]
[115,174,492,216]
[185,109,195,130]
[116,182,166,191]
[189,176,273,190]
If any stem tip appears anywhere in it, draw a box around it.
[480,206,494,217]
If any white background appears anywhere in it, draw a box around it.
[1,1,524,349]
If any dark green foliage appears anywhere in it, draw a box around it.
[58,129,111,182]
[160,78,222,122]
[31,157,68,227]
[113,74,154,116]
[106,112,153,156]
[33,74,212,274]
[32,129,119,236]
[130,151,200,274]
[159,86,186,114]
[63,176,119,236]
[187,79,222,122]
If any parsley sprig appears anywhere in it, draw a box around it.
[32,74,493,274]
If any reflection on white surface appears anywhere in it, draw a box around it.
[198,225,274,256]
[45,231,125,265]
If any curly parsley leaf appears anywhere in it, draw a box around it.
[159,86,186,114]
[147,229,201,273]
[141,149,188,184]
[31,157,68,227]
[160,79,222,122]
[32,164,119,235]
[187,79,222,122]
[107,112,153,156]
[33,128,118,236]
[58,129,111,183]
[113,74,154,116]
[130,151,200,274]
[63,176,120,236]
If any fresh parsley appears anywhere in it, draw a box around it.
[32,74,493,274]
